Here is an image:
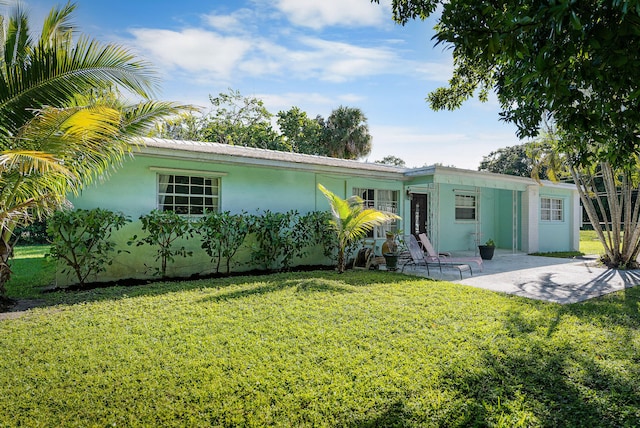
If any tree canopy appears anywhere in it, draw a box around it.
[320,106,372,160]
[375,0,640,168]
[478,143,533,177]
[154,91,373,160]
[375,155,406,167]
[276,106,323,155]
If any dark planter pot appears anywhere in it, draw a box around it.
[383,253,399,271]
[478,245,495,260]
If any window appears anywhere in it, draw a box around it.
[541,197,563,221]
[353,188,399,238]
[158,174,220,215]
[455,193,477,221]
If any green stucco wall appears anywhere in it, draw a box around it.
[62,154,403,285]
[61,153,578,285]
[538,188,572,252]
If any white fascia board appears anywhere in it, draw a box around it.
[406,164,576,191]
[135,146,408,181]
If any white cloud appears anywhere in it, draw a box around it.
[203,9,256,34]
[127,1,452,85]
[413,60,454,82]
[131,25,436,84]
[276,0,389,29]
[204,15,243,33]
[296,37,396,81]
[129,28,251,79]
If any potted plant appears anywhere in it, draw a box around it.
[478,239,495,260]
[382,231,399,271]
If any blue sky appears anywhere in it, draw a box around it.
[18,0,524,169]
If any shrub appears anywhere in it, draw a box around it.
[193,211,250,274]
[299,210,338,263]
[48,209,129,286]
[130,210,193,277]
[248,210,309,271]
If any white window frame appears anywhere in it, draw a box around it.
[455,192,477,222]
[541,197,563,222]
[353,187,399,239]
[156,173,221,216]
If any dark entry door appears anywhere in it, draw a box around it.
[410,193,428,237]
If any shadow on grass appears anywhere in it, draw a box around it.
[440,340,640,426]
[563,283,640,330]
[3,268,414,314]
[204,277,358,302]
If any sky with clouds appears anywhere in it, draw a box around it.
[18,0,526,169]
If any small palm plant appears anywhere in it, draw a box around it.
[318,184,400,273]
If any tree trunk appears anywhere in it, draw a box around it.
[0,233,13,296]
[571,163,640,268]
[337,248,345,273]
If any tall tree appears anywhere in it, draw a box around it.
[276,106,323,154]
[154,89,286,150]
[530,127,640,268]
[375,0,640,166]
[204,89,285,150]
[0,2,182,294]
[478,143,533,177]
[321,106,372,160]
[155,94,373,159]
[152,111,205,141]
[375,0,640,268]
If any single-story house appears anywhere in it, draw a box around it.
[65,137,580,283]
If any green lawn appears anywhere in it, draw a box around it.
[580,230,606,255]
[5,245,55,299]
[2,240,639,426]
[2,265,640,426]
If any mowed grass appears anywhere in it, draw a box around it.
[580,230,606,256]
[5,245,55,299]
[2,269,640,427]
[2,238,640,426]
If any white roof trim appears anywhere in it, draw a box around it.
[134,137,407,180]
[406,164,576,190]
[131,137,576,190]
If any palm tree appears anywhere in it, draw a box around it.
[0,2,184,295]
[318,184,400,273]
[323,106,372,160]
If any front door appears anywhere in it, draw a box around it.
[410,193,428,237]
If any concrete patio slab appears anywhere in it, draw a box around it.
[401,250,640,304]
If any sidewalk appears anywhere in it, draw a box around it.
[401,250,640,304]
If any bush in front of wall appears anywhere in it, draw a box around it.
[193,211,250,274]
[300,210,338,263]
[248,210,310,271]
[48,209,130,286]
[129,210,194,278]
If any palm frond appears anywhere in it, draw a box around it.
[4,4,31,68]
[0,150,72,176]
[40,1,76,48]
[0,36,158,136]
[119,101,192,137]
